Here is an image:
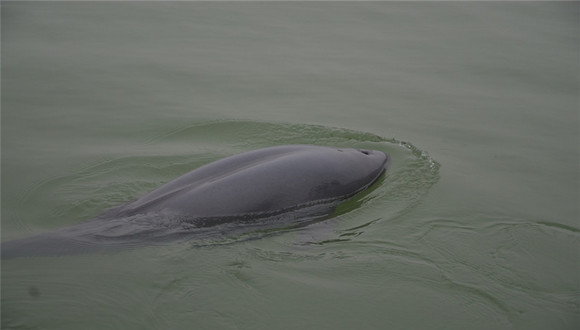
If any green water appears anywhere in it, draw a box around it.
[2,2,578,329]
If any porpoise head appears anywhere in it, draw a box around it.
[304,147,390,201]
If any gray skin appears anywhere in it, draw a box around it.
[1,145,391,259]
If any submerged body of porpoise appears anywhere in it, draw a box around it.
[1,145,391,259]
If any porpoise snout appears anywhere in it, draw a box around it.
[356,148,391,171]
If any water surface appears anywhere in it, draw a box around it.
[2,2,578,330]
